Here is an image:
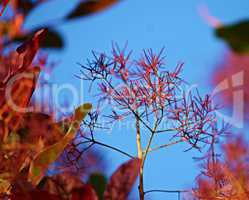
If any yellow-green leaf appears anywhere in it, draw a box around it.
[28,103,92,186]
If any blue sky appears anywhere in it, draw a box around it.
[23,0,249,199]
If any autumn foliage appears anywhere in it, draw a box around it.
[192,135,249,200]
[213,51,249,114]
[1,1,249,200]
[0,27,141,199]
[0,0,144,199]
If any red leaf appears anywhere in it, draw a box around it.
[71,184,98,200]
[0,67,40,140]
[11,190,61,200]
[104,158,140,200]
[0,28,45,88]
[0,29,46,140]
[16,28,47,70]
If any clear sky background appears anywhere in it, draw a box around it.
[23,0,249,199]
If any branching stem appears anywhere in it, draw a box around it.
[136,114,144,200]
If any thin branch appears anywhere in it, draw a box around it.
[144,189,189,200]
[82,136,134,159]
[142,119,159,168]
[145,139,184,153]
[105,79,154,133]
[144,189,189,195]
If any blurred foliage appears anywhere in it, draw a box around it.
[212,50,249,118]
[0,0,120,49]
[4,1,249,199]
[192,135,249,200]
[28,103,92,186]
[215,20,249,54]
[0,29,98,198]
[13,28,64,49]
[0,1,140,198]
[104,158,140,200]
[67,0,118,20]
[87,173,107,200]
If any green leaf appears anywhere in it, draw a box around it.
[215,20,249,54]
[28,103,92,186]
[66,0,119,20]
[14,28,64,49]
[88,173,107,200]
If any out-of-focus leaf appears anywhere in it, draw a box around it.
[11,190,61,200]
[28,103,92,186]
[88,173,107,200]
[0,29,44,141]
[16,0,36,16]
[0,0,10,16]
[66,0,119,20]
[0,67,41,141]
[14,28,64,49]
[71,184,98,200]
[0,178,11,194]
[212,51,249,117]
[0,28,44,87]
[104,158,140,200]
[16,28,47,69]
[42,173,83,197]
[17,112,64,147]
[215,20,249,54]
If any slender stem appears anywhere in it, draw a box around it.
[142,121,158,168]
[136,114,144,200]
[142,131,155,168]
